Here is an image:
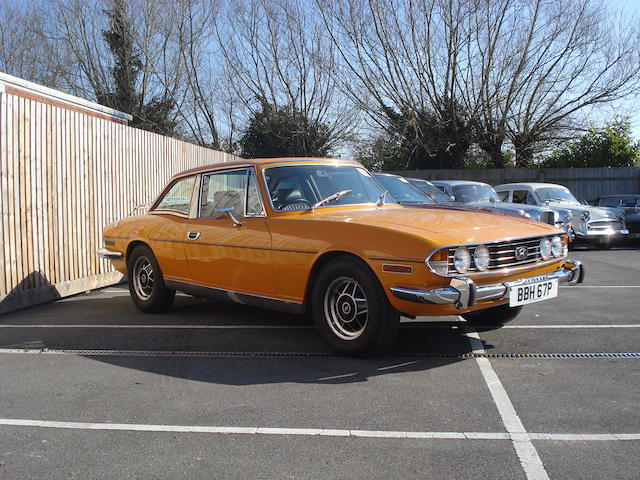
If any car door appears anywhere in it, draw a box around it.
[147,174,197,282]
[183,168,274,296]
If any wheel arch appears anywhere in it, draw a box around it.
[125,240,153,272]
[303,250,380,312]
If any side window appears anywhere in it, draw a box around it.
[512,190,536,205]
[154,176,195,214]
[246,169,265,216]
[497,190,510,202]
[199,168,265,218]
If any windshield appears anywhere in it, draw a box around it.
[264,164,397,211]
[373,174,435,205]
[451,184,499,203]
[535,187,579,205]
[408,179,453,203]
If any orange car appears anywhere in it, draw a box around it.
[98,158,584,355]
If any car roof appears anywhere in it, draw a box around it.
[407,177,434,184]
[597,194,640,198]
[171,157,358,180]
[495,182,568,190]
[432,180,490,187]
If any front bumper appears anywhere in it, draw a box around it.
[97,247,123,259]
[575,228,628,237]
[390,259,584,309]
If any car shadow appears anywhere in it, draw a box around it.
[1,292,491,386]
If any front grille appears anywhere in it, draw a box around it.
[539,211,555,226]
[446,236,546,274]
[587,219,624,231]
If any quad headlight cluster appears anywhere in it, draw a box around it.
[428,235,567,276]
[452,244,491,273]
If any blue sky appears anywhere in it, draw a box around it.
[606,0,640,139]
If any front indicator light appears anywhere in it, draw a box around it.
[540,238,552,260]
[473,244,490,271]
[428,249,449,275]
[551,236,563,257]
[453,246,471,273]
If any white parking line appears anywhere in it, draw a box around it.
[559,285,640,288]
[0,324,312,329]
[3,323,638,330]
[0,418,637,442]
[464,324,550,480]
[502,325,640,329]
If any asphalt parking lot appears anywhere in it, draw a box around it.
[0,247,639,479]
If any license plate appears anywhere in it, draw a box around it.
[509,278,558,307]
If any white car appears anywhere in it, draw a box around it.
[495,182,628,247]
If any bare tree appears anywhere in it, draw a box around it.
[0,1,70,88]
[319,0,640,168]
[218,0,355,155]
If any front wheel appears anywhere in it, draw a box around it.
[128,245,175,313]
[311,257,400,356]
[462,304,523,326]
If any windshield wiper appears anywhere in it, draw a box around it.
[377,190,388,206]
[313,190,353,210]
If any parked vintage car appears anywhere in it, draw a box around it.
[495,183,628,247]
[596,194,640,215]
[373,173,530,221]
[406,177,455,203]
[431,180,573,237]
[98,158,584,355]
[623,213,640,239]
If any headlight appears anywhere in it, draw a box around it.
[565,211,573,222]
[539,238,552,260]
[581,211,590,221]
[453,246,471,273]
[473,245,490,271]
[551,236,563,258]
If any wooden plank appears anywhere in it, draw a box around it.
[0,92,6,295]
[9,94,20,291]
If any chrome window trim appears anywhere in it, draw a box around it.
[197,167,267,219]
[260,163,393,213]
[245,168,267,218]
[424,233,566,278]
[149,174,198,216]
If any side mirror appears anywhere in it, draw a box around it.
[214,206,244,227]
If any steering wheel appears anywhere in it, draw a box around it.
[281,199,312,211]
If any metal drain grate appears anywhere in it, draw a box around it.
[1,348,639,359]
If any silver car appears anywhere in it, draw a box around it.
[431,180,574,238]
[495,182,628,246]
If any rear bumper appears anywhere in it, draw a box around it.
[390,259,584,309]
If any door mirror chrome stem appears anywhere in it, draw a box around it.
[217,207,245,227]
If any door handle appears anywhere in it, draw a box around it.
[187,231,200,240]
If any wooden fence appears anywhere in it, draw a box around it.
[0,90,237,314]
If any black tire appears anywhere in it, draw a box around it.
[462,304,523,326]
[311,257,400,356]
[127,244,176,313]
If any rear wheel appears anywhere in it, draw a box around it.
[462,304,522,326]
[128,245,175,313]
[311,257,400,356]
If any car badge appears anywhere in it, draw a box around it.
[514,246,528,261]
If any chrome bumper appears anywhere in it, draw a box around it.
[97,247,123,259]
[390,259,584,309]
[575,229,628,237]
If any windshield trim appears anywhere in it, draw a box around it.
[261,163,395,213]
[534,187,579,205]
